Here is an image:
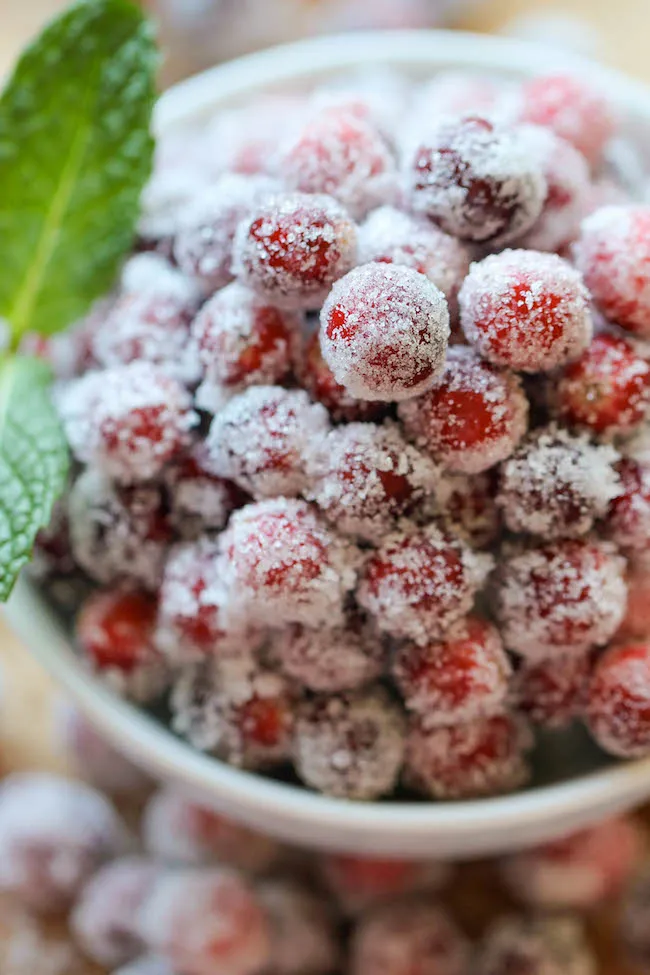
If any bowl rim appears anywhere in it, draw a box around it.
[8,28,650,854]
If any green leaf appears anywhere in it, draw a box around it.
[0,356,69,601]
[0,0,157,342]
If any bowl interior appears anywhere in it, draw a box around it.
[8,29,650,858]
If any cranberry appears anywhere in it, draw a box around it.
[259,880,339,975]
[603,457,650,552]
[163,443,246,538]
[617,562,650,640]
[512,653,590,729]
[586,641,650,757]
[436,472,501,549]
[296,331,389,423]
[319,853,449,914]
[477,917,596,975]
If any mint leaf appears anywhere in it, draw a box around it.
[0,357,69,601]
[0,0,157,342]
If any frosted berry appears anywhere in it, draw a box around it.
[515,72,615,166]
[458,249,592,372]
[436,472,501,549]
[0,773,126,913]
[320,262,450,403]
[405,713,532,799]
[163,444,246,538]
[407,115,546,244]
[223,499,359,628]
[204,386,330,499]
[350,899,469,975]
[603,457,650,552]
[477,917,596,975]
[409,71,503,126]
[306,421,439,542]
[512,653,590,729]
[269,613,385,693]
[280,106,399,219]
[393,616,512,728]
[499,816,642,909]
[552,332,650,435]
[171,658,296,769]
[296,331,389,423]
[259,880,339,975]
[205,93,307,177]
[67,470,172,591]
[76,588,168,703]
[357,523,493,646]
[56,702,149,794]
[496,539,626,659]
[586,641,650,757]
[574,205,650,337]
[232,192,357,309]
[174,173,278,293]
[293,687,405,800]
[497,426,621,539]
[142,788,279,872]
[357,206,470,314]
[136,868,271,975]
[191,283,298,395]
[319,854,449,914]
[71,857,158,968]
[398,347,529,474]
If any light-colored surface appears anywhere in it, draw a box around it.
[6,28,650,860]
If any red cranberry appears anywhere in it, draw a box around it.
[586,641,650,757]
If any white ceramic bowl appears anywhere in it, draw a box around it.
[7,30,650,860]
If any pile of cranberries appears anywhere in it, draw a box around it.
[37,64,650,802]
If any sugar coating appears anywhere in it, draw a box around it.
[515,72,615,166]
[306,421,440,542]
[309,70,411,146]
[319,853,450,915]
[406,115,546,244]
[171,657,296,769]
[293,687,405,800]
[512,653,590,729]
[405,713,533,799]
[519,125,591,251]
[357,523,493,646]
[477,916,596,975]
[136,868,271,975]
[223,498,360,628]
[398,347,529,474]
[296,330,389,423]
[402,72,505,154]
[259,880,339,975]
[552,332,650,435]
[204,386,330,499]
[142,787,279,872]
[232,192,358,310]
[174,173,279,292]
[496,539,627,659]
[393,615,512,728]
[71,857,157,967]
[320,262,450,402]
[357,206,470,312]
[459,249,592,372]
[574,205,650,337]
[270,615,385,693]
[0,773,126,913]
[497,425,621,538]
[499,816,642,910]
[586,641,650,757]
[434,473,501,549]
[603,457,650,552]
[67,469,171,591]
[350,899,469,975]
[163,444,243,538]
[191,282,299,394]
[55,702,149,795]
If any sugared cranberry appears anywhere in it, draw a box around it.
[136,869,271,975]
[296,331,389,423]
[552,333,650,435]
[512,653,590,729]
[603,457,650,552]
[55,702,149,795]
[586,641,650,757]
[515,72,615,166]
[163,444,245,538]
[204,386,330,499]
[436,472,501,549]
[350,899,469,975]
[233,192,357,310]
[205,93,307,177]
[259,880,339,975]
[496,539,626,659]
[497,426,621,539]
[76,588,168,702]
[405,713,532,799]
[393,616,512,728]
[280,106,398,220]
[477,916,596,975]
[398,347,528,474]
[320,262,450,402]
[459,249,592,372]
[223,499,359,628]
[406,115,546,244]
[319,853,449,914]
[142,788,279,872]
[293,688,405,800]
[0,773,126,913]
[357,524,493,646]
